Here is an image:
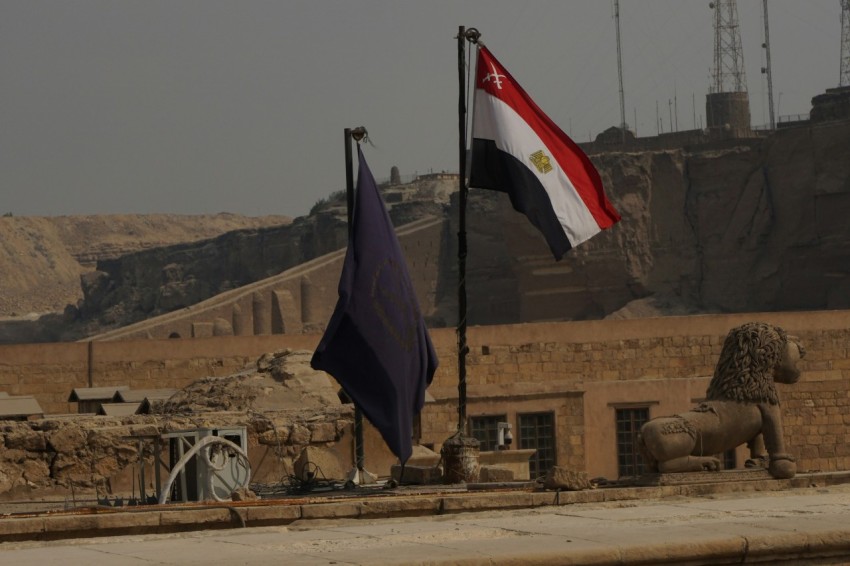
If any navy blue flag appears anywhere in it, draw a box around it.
[311,146,438,464]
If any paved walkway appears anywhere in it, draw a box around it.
[3,483,850,565]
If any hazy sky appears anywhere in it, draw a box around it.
[1,1,842,218]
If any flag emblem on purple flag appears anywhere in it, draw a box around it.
[311,147,438,464]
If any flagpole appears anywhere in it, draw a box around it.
[439,25,482,484]
[456,26,470,434]
[344,126,368,480]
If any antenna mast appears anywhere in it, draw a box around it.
[614,0,627,142]
[706,0,751,132]
[761,0,776,129]
[710,0,747,93]
[841,0,850,86]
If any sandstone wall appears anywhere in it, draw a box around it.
[420,310,850,478]
[0,335,319,414]
[4,310,848,481]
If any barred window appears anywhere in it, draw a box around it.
[721,448,737,470]
[470,415,507,452]
[615,407,649,478]
[518,412,556,480]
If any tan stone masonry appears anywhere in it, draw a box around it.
[1,310,848,480]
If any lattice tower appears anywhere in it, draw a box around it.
[710,0,748,93]
[841,0,850,86]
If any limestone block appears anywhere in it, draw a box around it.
[47,427,87,454]
[289,424,311,445]
[191,322,214,338]
[231,487,259,501]
[4,428,46,452]
[212,318,233,336]
[407,445,441,467]
[479,466,514,482]
[231,303,252,336]
[294,446,346,481]
[543,466,592,491]
[22,458,50,484]
[309,422,336,443]
[252,292,270,336]
[271,289,301,334]
[300,276,317,325]
[257,427,291,445]
[391,464,441,485]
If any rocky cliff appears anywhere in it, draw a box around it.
[2,118,849,344]
[437,120,850,326]
[0,213,290,319]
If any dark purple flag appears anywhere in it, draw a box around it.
[311,147,438,464]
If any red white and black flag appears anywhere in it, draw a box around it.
[468,46,620,260]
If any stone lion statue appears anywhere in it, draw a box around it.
[638,322,804,479]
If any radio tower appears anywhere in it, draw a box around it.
[710,0,747,93]
[841,0,850,86]
[706,0,751,131]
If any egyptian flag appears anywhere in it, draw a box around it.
[469,46,620,260]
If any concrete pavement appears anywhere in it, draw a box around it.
[3,482,850,564]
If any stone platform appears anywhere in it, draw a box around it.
[1,471,848,544]
[636,467,773,486]
[3,473,850,564]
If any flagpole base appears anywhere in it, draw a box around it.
[441,435,480,484]
[345,467,378,486]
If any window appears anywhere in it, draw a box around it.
[518,412,556,480]
[720,448,736,470]
[615,407,649,478]
[470,415,506,451]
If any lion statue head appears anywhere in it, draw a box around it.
[705,322,804,405]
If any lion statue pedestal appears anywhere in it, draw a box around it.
[639,322,805,480]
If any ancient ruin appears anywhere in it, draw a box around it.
[0,349,356,502]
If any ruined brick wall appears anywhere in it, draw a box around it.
[0,408,353,498]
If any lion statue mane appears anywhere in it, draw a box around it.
[639,322,804,479]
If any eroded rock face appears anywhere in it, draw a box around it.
[0,214,290,319]
[448,121,850,325]
[4,122,850,342]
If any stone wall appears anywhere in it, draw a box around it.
[420,310,850,479]
[1,310,848,481]
[0,408,353,499]
[0,335,320,414]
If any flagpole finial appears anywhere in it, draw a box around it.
[349,126,368,143]
[462,28,481,44]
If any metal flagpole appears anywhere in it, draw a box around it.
[456,26,469,435]
[344,125,370,484]
[439,25,481,484]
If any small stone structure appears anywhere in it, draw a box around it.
[639,322,804,479]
